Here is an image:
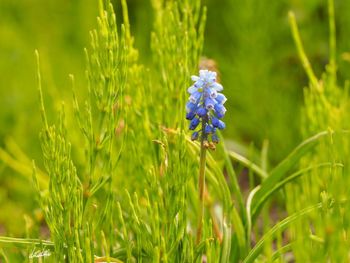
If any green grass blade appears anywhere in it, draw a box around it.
[250,130,330,222]
[270,243,293,262]
[242,203,322,263]
[218,132,246,223]
[228,150,267,179]
[251,162,343,222]
[219,221,231,263]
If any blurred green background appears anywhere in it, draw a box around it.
[1,0,350,235]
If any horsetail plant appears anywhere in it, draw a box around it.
[34,51,92,262]
[32,0,130,261]
[186,69,227,243]
[285,0,350,260]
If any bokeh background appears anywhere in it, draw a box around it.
[1,0,350,235]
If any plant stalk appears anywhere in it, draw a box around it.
[196,120,207,244]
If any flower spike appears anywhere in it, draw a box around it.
[186,69,227,146]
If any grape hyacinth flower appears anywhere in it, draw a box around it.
[186,69,227,148]
[187,69,227,244]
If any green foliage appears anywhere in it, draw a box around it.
[285,1,350,261]
[2,0,350,262]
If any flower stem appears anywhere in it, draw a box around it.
[196,120,207,244]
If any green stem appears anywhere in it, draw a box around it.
[196,121,207,244]
[0,236,54,247]
[288,11,318,89]
[328,0,337,84]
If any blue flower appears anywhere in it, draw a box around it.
[186,69,227,146]
[189,91,202,104]
[191,131,199,141]
[205,124,213,134]
[205,97,216,110]
[217,120,226,130]
[186,102,197,112]
[208,88,218,99]
[212,82,223,92]
[186,111,196,120]
[212,133,219,144]
[199,70,216,84]
[215,93,227,104]
[211,117,220,127]
[196,107,207,117]
[214,104,226,118]
[212,116,225,129]
[189,117,200,130]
